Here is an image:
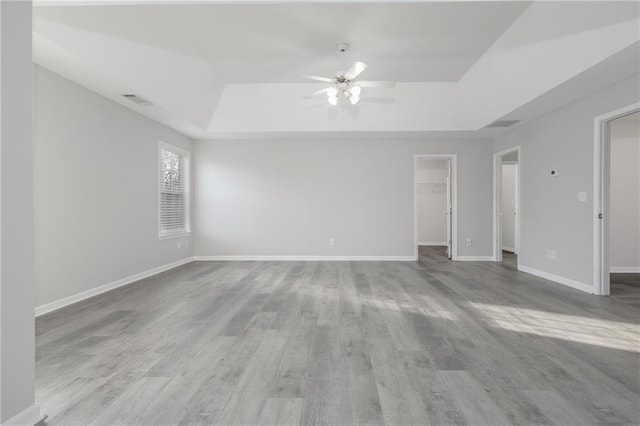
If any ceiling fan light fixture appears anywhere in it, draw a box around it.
[327,87,339,105]
[302,56,395,107]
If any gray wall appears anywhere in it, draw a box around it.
[35,67,193,307]
[0,1,38,422]
[416,158,448,245]
[494,74,640,287]
[610,117,640,271]
[193,138,493,259]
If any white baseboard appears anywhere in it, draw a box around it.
[456,256,494,261]
[518,264,593,294]
[193,255,416,261]
[418,241,447,246]
[2,404,45,426]
[502,246,516,253]
[610,266,640,273]
[35,257,195,317]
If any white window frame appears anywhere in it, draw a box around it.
[158,141,191,239]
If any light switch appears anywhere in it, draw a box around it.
[578,192,587,202]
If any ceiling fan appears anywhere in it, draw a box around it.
[303,45,395,106]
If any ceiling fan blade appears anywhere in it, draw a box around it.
[303,88,329,99]
[357,80,396,88]
[344,61,367,80]
[302,74,334,83]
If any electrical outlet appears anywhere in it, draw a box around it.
[545,249,557,260]
[329,238,335,247]
[578,192,587,202]
[466,238,473,247]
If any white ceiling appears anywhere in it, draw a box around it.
[34,2,529,83]
[32,0,640,139]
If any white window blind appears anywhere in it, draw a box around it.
[159,143,190,237]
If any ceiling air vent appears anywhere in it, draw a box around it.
[122,94,153,106]
[486,120,521,128]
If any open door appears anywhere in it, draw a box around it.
[414,154,457,262]
[493,147,520,263]
[594,105,640,295]
[446,161,452,259]
[501,163,518,255]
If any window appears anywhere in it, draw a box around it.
[159,142,190,238]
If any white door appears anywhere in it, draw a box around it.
[446,162,452,259]
[501,164,517,253]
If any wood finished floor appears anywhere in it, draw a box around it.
[36,247,640,426]
[611,273,640,308]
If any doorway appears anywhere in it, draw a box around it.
[594,105,640,298]
[414,155,457,262]
[493,147,520,264]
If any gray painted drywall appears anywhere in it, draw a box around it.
[35,67,193,307]
[194,138,493,258]
[610,116,640,270]
[502,151,519,163]
[494,74,640,287]
[0,1,38,422]
[501,164,517,252]
[416,159,448,245]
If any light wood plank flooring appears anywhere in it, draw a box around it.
[36,248,640,425]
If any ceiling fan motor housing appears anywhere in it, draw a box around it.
[336,42,349,53]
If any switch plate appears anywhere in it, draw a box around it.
[329,238,335,246]
[578,192,587,202]
[466,238,473,247]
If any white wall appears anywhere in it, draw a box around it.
[35,67,193,308]
[501,164,517,252]
[494,74,640,290]
[0,1,41,423]
[610,117,640,272]
[194,138,493,259]
[416,159,448,245]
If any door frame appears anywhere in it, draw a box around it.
[414,154,458,261]
[493,146,521,263]
[593,102,639,296]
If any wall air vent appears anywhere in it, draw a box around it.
[486,120,521,128]
[122,94,153,106]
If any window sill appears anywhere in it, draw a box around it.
[159,232,191,240]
